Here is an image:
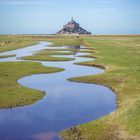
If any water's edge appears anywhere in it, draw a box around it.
[0,42,116,140]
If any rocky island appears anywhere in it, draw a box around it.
[57,17,91,35]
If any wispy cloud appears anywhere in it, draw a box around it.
[0,0,123,5]
[79,0,123,5]
[0,0,57,5]
[96,0,123,5]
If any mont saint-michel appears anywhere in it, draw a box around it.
[57,18,91,35]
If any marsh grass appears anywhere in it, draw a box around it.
[0,35,38,52]
[21,50,75,61]
[61,35,140,139]
[22,55,74,61]
[0,54,16,58]
[0,62,64,108]
[40,35,81,46]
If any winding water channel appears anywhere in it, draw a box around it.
[0,42,116,140]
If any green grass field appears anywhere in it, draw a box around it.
[38,35,81,46]
[0,35,38,52]
[60,35,140,140]
[0,35,140,139]
[21,50,74,61]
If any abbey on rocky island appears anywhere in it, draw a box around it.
[57,17,91,35]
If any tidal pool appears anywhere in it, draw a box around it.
[0,42,116,140]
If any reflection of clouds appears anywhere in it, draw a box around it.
[32,132,57,140]
[0,108,34,124]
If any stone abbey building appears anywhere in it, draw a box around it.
[57,17,91,35]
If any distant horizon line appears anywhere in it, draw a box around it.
[0,33,140,35]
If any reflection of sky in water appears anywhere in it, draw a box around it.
[0,42,51,62]
[0,42,116,140]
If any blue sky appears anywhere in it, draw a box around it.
[0,0,140,34]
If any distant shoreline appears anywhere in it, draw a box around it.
[0,34,140,37]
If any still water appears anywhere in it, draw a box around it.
[0,42,116,140]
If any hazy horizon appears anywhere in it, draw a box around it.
[0,0,140,34]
